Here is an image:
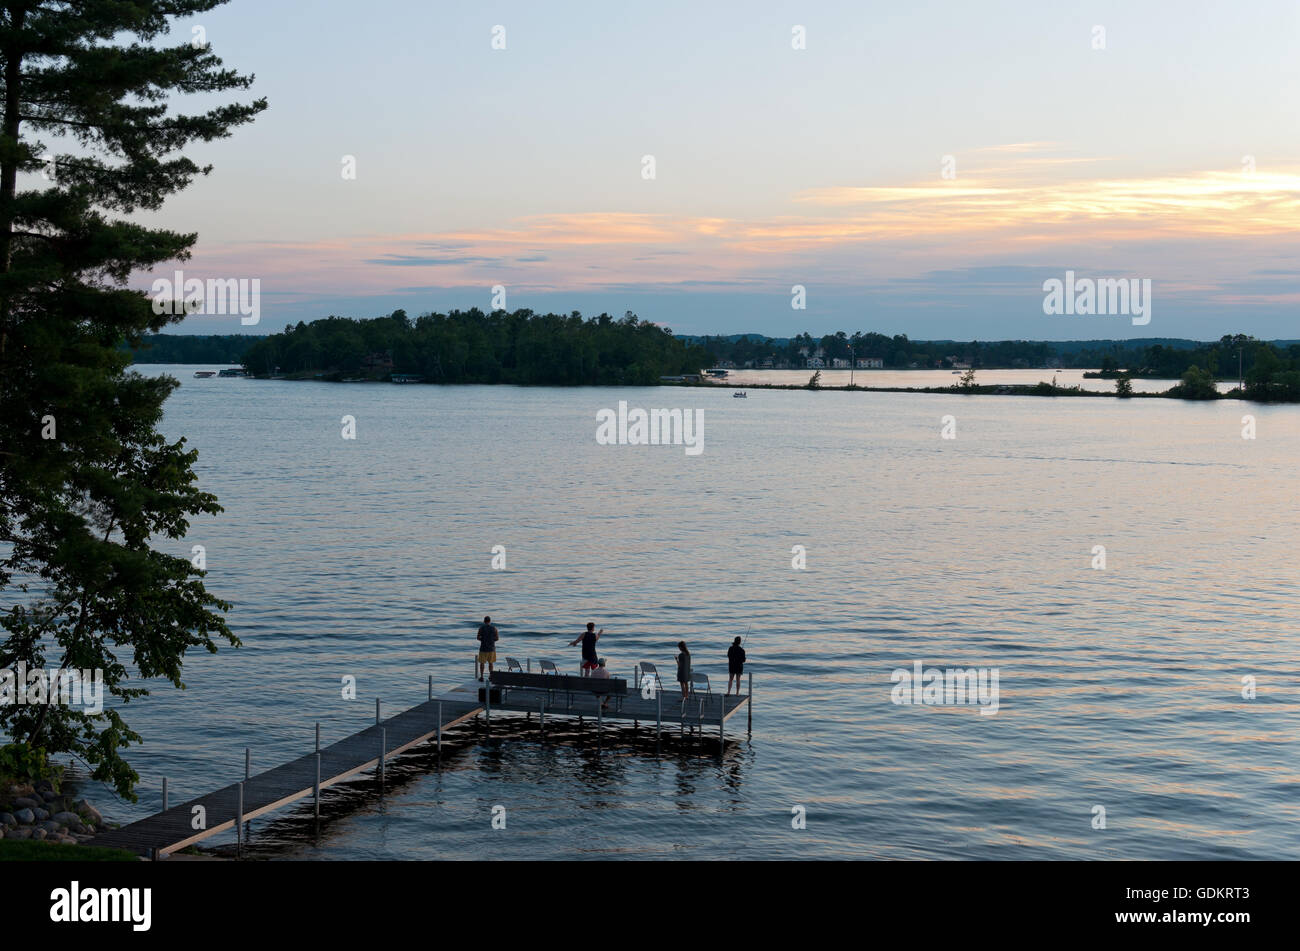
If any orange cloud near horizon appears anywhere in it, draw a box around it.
[156,158,1300,306]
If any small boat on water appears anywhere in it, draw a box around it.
[733,391,747,398]
[193,370,216,378]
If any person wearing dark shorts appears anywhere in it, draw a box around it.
[676,641,691,701]
[568,622,603,676]
[476,615,498,681]
[727,636,746,695]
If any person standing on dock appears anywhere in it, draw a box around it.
[569,622,603,675]
[476,615,499,681]
[676,641,692,700]
[726,636,746,695]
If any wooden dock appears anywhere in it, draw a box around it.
[89,669,751,858]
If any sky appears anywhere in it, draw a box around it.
[118,0,1300,340]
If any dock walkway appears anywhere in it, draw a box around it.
[90,669,751,857]
[91,695,482,857]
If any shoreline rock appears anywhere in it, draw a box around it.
[0,775,107,845]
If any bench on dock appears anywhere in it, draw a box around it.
[489,671,628,713]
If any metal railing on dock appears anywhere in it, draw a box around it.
[91,661,751,858]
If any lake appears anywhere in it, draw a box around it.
[81,365,1299,859]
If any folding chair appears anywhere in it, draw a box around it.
[638,661,664,696]
[538,659,561,705]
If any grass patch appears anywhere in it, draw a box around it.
[0,839,138,862]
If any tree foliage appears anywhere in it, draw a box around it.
[0,1,264,798]
[1166,365,1219,400]
[240,308,711,386]
[125,332,254,364]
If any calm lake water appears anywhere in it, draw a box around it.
[76,365,1299,859]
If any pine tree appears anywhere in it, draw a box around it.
[0,1,265,798]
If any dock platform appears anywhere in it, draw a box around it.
[89,667,751,857]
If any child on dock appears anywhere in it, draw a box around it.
[591,658,612,709]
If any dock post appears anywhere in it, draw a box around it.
[428,675,432,701]
[315,721,320,754]
[314,752,321,821]
[375,698,380,725]
[380,727,386,783]
[527,658,531,673]
[656,689,661,740]
[540,698,545,733]
[485,681,491,724]
[719,692,724,743]
[245,747,250,780]
[748,672,752,735]
[236,782,244,859]
[162,777,168,813]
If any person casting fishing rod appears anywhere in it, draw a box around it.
[569,622,604,676]
[726,635,747,695]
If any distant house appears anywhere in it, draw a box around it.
[758,357,774,369]
[806,356,826,369]
[362,350,394,370]
[830,358,852,369]
[856,357,883,369]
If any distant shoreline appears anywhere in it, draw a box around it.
[224,371,1254,401]
[661,380,1214,400]
[141,365,1286,402]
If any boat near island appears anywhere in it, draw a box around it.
[193,370,216,378]
[733,391,747,398]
